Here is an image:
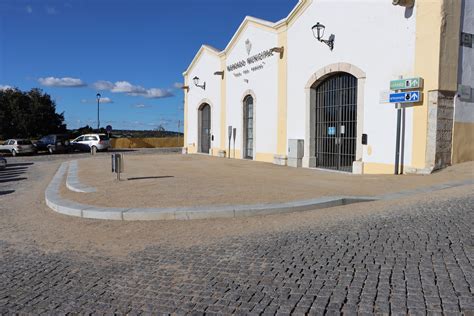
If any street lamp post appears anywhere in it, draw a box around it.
[96,93,101,131]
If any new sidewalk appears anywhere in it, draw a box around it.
[46,154,474,221]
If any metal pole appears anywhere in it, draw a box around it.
[232,128,236,159]
[394,75,403,175]
[394,106,401,175]
[228,126,232,159]
[97,98,100,131]
[400,106,406,174]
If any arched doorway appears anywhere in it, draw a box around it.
[198,103,211,154]
[243,95,254,159]
[314,73,357,172]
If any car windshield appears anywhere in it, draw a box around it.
[17,140,32,145]
[99,135,109,141]
[40,136,53,143]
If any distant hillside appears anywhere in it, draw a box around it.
[110,130,183,138]
[68,125,183,139]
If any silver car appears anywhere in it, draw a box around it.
[71,134,110,154]
[0,139,36,156]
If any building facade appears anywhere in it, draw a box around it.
[182,0,473,174]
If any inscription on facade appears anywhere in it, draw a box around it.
[227,49,274,72]
[227,48,274,78]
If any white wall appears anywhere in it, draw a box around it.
[225,24,279,157]
[456,0,474,122]
[186,49,222,152]
[287,0,417,165]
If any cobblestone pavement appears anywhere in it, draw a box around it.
[1,195,473,315]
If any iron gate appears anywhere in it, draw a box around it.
[243,96,254,159]
[314,73,357,172]
[199,104,211,153]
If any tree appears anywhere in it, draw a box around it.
[0,88,66,139]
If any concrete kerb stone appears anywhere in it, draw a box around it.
[45,162,474,221]
[66,160,97,193]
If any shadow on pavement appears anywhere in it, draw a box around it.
[127,176,174,181]
[0,167,28,172]
[0,162,33,184]
[0,177,27,183]
[6,162,34,167]
[0,190,15,196]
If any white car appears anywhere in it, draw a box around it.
[0,139,36,156]
[71,134,110,154]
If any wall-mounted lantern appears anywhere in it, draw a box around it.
[193,76,206,90]
[392,0,415,8]
[270,46,285,59]
[214,71,225,80]
[311,22,335,51]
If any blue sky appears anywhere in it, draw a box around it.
[0,0,297,132]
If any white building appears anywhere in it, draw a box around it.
[182,0,473,174]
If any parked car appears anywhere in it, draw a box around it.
[34,134,72,154]
[0,157,6,170]
[71,134,110,154]
[0,139,36,156]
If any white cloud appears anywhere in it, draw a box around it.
[133,104,150,109]
[46,6,58,15]
[173,82,184,89]
[94,80,174,99]
[112,81,147,94]
[26,5,33,13]
[99,97,113,104]
[81,97,113,104]
[144,88,173,99]
[38,76,86,87]
[93,80,114,90]
[0,85,13,91]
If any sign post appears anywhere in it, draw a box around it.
[228,126,232,158]
[232,128,237,159]
[106,125,112,139]
[389,91,422,104]
[389,76,423,175]
[389,77,423,91]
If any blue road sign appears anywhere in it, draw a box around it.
[389,91,421,103]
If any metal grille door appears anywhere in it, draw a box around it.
[200,104,211,153]
[314,73,357,172]
[244,96,254,159]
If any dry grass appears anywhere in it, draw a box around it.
[110,137,183,149]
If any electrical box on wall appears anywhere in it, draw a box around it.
[362,134,368,145]
[461,32,473,48]
[288,139,304,168]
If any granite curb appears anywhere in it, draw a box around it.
[45,162,474,221]
[65,160,97,193]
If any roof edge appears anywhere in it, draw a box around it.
[183,45,221,76]
[183,0,310,77]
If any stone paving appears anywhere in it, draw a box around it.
[1,195,473,315]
